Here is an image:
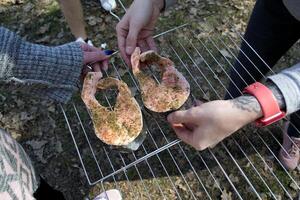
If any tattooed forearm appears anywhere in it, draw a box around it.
[231,95,262,114]
[265,81,286,110]
[230,81,286,115]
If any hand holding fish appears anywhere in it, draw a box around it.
[116,0,164,65]
[167,97,263,150]
[80,43,110,78]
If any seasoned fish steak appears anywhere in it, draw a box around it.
[81,72,143,146]
[131,47,190,113]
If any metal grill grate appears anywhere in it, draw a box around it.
[60,2,300,199]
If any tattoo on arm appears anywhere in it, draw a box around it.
[265,81,286,110]
[231,95,261,114]
[230,81,286,115]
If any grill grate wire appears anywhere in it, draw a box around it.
[59,1,300,199]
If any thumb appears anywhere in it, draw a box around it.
[167,110,195,124]
[125,25,139,55]
[172,125,194,146]
[83,51,110,65]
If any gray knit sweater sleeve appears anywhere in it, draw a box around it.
[268,63,300,115]
[0,27,83,103]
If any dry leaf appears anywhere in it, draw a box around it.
[118,68,128,77]
[26,140,48,164]
[38,24,50,34]
[35,35,51,43]
[0,6,6,14]
[221,189,232,200]
[23,3,34,12]
[130,87,137,97]
[57,31,64,39]
[289,181,299,191]
[26,140,48,150]
[229,174,239,183]
[219,49,233,59]
[190,7,198,16]
[56,140,63,153]
[87,16,97,26]
[195,57,204,65]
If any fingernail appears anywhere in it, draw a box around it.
[126,47,134,55]
[104,50,114,55]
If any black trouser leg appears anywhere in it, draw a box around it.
[34,177,65,200]
[225,0,300,137]
[288,115,300,137]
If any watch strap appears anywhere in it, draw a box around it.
[243,82,285,126]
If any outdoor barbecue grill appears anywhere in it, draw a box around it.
[60,1,300,199]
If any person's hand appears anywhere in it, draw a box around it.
[167,97,263,150]
[80,43,110,78]
[116,0,164,65]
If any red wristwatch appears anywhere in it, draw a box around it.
[243,82,285,127]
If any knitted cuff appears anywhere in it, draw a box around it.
[13,41,84,103]
[0,27,22,79]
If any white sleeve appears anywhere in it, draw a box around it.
[268,63,300,115]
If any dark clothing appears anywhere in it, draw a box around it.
[225,0,300,137]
